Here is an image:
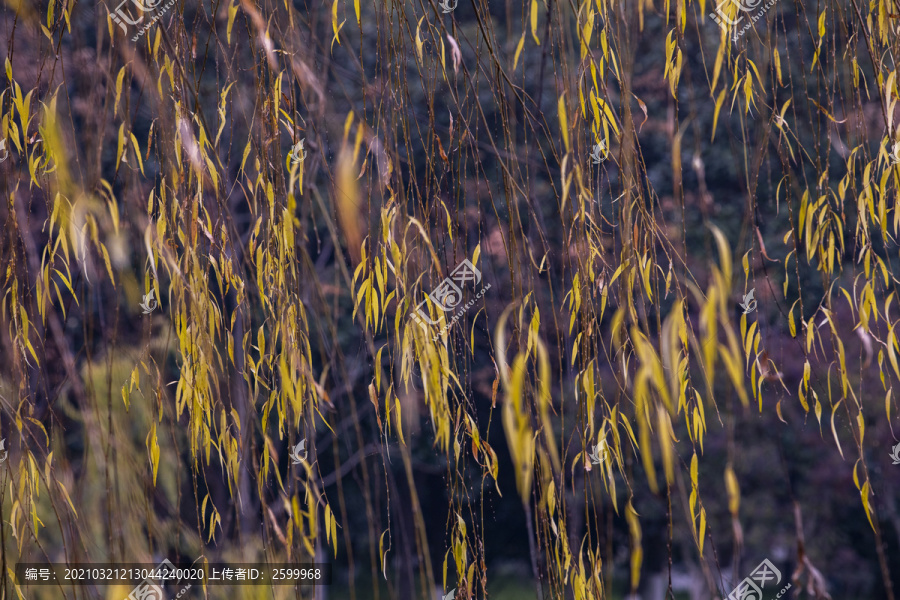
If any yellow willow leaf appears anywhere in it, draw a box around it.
[580,10,594,58]
[530,0,540,45]
[442,551,450,590]
[331,0,346,51]
[719,345,748,408]
[695,400,707,454]
[596,96,619,136]
[625,501,642,591]
[513,32,526,70]
[789,300,798,337]
[291,494,303,531]
[711,40,725,94]
[100,244,115,284]
[697,506,706,557]
[831,399,845,459]
[860,480,875,531]
[335,148,362,264]
[201,494,209,530]
[240,138,252,172]
[494,301,519,388]
[743,321,757,364]
[547,480,557,518]
[589,89,602,134]
[325,503,332,545]
[227,0,238,43]
[708,223,732,285]
[888,329,900,380]
[114,66,126,118]
[773,47,783,85]
[857,409,865,447]
[886,388,892,427]
[600,27,609,60]
[415,17,425,63]
[57,481,78,517]
[558,94,570,152]
[690,452,698,488]
[503,354,534,505]
[813,392,823,431]
[798,362,811,412]
[724,465,739,516]
[208,509,220,543]
[657,407,674,485]
[116,123,125,171]
[331,513,339,557]
[147,422,160,485]
[535,336,560,471]
[636,375,658,493]
[394,397,406,445]
[25,416,49,449]
[578,77,588,125]
[129,132,144,175]
[104,11,114,39]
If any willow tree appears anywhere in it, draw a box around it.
[1,0,899,598]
